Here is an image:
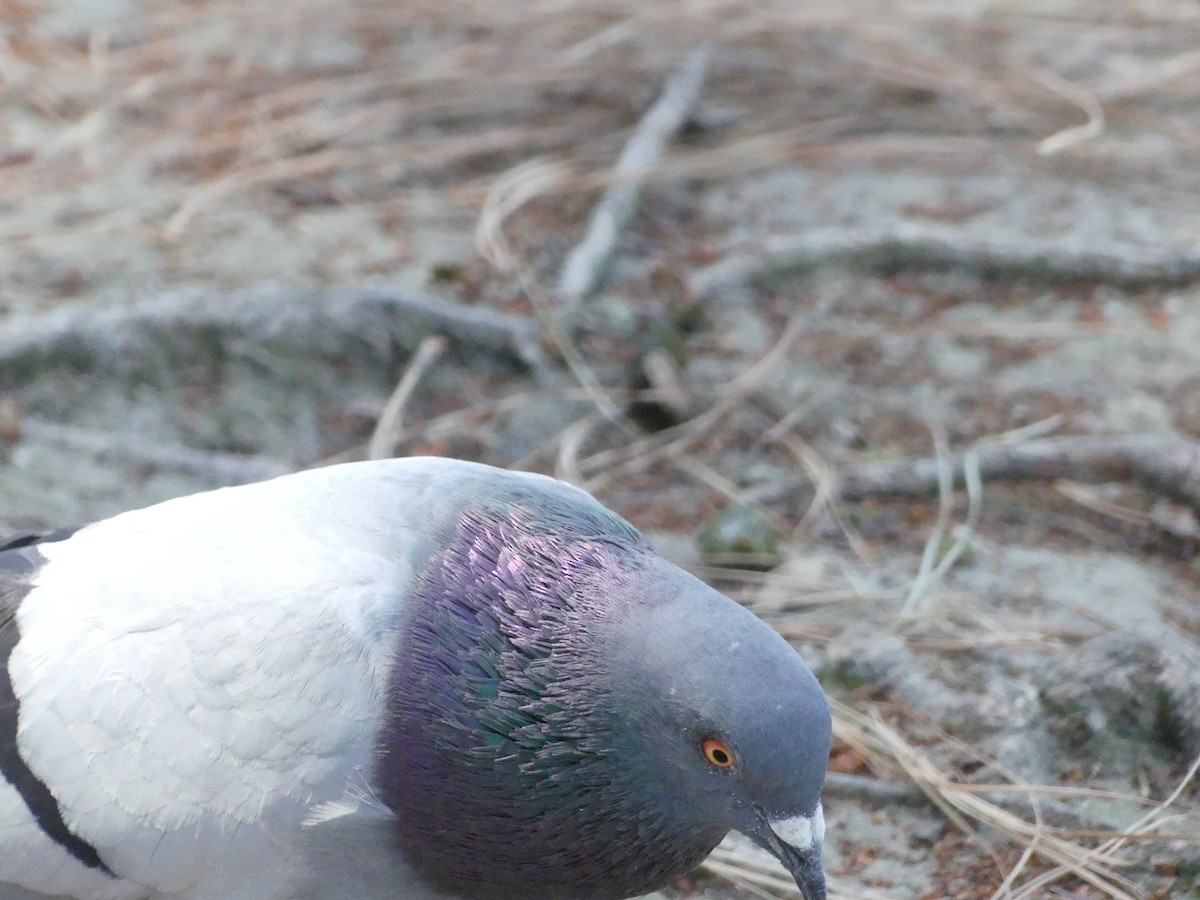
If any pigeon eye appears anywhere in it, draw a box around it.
[701,738,735,768]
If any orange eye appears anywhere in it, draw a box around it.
[701,738,735,768]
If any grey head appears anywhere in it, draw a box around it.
[377,481,831,900]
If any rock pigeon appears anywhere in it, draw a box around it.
[0,457,831,900]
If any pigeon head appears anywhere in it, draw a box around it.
[378,483,831,900]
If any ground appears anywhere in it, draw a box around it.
[3,1,1200,897]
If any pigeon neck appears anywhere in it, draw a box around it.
[375,493,723,900]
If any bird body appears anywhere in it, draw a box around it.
[0,459,830,900]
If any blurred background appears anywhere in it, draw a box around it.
[3,1,1200,896]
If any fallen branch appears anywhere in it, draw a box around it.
[758,435,1200,515]
[557,46,711,303]
[0,284,548,385]
[19,418,292,484]
[688,224,1200,297]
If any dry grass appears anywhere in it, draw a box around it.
[831,701,1200,899]
[6,0,1200,258]
[7,1,1200,897]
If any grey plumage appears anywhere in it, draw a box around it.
[0,458,831,900]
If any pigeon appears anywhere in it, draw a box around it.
[0,457,831,900]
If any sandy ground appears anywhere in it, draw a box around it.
[4,1,1200,897]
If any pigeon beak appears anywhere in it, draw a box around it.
[755,805,827,900]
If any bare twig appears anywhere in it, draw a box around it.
[701,837,893,900]
[19,418,291,484]
[1034,68,1106,156]
[823,772,1098,833]
[759,435,1200,516]
[699,856,786,900]
[902,432,983,618]
[824,770,929,805]
[554,414,602,485]
[688,224,1200,298]
[0,285,547,383]
[476,158,625,426]
[578,312,804,491]
[779,435,870,562]
[367,335,448,460]
[557,45,711,303]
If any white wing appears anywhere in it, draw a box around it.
[1,458,591,899]
[2,459,519,899]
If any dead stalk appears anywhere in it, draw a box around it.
[367,335,448,461]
